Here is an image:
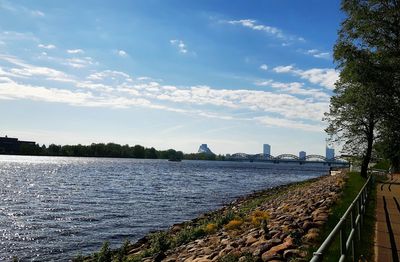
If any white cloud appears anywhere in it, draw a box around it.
[65,57,95,68]
[255,79,330,101]
[226,19,283,38]
[116,50,128,57]
[254,116,323,132]
[87,70,132,82]
[170,39,188,54]
[1,2,44,18]
[273,65,339,90]
[222,19,304,43]
[31,10,44,17]
[305,49,331,60]
[0,55,328,132]
[38,44,56,49]
[0,54,75,83]
[273,65,294,73]
[259,64,268,71]
[67,49,84,54]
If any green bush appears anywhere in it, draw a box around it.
[215,211,235,227]
[72,253,84,262]
[174,227,206,246]
[97,241,112,262]
[150,231,171,253]
[116,239,130,262]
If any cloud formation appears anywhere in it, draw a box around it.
[170,39,188,54]
[255,79,330,100]
[67,49,84,54]
[0,55,328,132]
[259,64,268,71]
[116,50,128,57]
[273,65,338,90]
[305,49,331,60]
[226,19,283,38]
[38,44,56,49]
[222,19,305,43]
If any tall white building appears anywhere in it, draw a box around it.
[326,147,335,160]
[263,144,271,156]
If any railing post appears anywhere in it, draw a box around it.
[358,197,361,240]
[310,175,372,262]
[351,208,356,261]
[340,228,346,258]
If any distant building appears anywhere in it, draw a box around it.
[299,151,306,160]
[263,144,271,156]
[198,144,214,155]
[326,147,335,160]
[0,135,36,154]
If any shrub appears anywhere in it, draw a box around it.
[72,254,84,262]
[249,210,269,226]
[215,211,235,227]
[97,241,112,262]
[205,223,217,234]
[174,227,206,246]
[150,231,171,253]
[224,219,243,230]
[116,239,130,262]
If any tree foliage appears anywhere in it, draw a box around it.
[326,0,400,175]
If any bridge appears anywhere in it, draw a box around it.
[226,153,349,167]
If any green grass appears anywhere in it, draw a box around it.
[309,172,376,262]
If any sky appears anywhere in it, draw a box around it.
[0,0,344,155]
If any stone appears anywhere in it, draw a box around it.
[261,253,283,262]
[302,221,314,231]
[314,213,329,222]
[246,235,258,246]
[192,257,212,262]
[261,237,293,258]
[203,247,213,255]
[283,249,301,259]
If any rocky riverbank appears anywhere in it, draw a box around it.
[82,172,346,262]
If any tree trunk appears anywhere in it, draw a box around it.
[361,120,375,178]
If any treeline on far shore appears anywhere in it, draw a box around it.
[14,142,226,161]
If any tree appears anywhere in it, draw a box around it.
[132,145,145,158]
[326,0,400,176]
[324,78,381,177]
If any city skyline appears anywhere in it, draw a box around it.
[0,1,343,155]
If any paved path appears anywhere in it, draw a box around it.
[375,174,400,262]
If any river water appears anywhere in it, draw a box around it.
[0,155,329,261]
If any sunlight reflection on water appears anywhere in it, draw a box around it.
[0,155,328,260]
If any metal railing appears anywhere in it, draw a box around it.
[310,175,372,262]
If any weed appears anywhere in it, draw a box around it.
[224,219,243,230]
[249,210,269,226]
[215,211,235,227]
[205,223,217,234]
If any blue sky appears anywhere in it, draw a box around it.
[0,0,343,155]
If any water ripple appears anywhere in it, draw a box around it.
[0,155,328,260]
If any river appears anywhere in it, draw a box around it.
[0,155,329,260]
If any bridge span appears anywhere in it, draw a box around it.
[225,153,349,167]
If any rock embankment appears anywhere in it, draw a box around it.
[115,173,346,262]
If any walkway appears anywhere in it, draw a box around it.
[375,173,400,262]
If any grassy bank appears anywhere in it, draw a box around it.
[309,172,377,261]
